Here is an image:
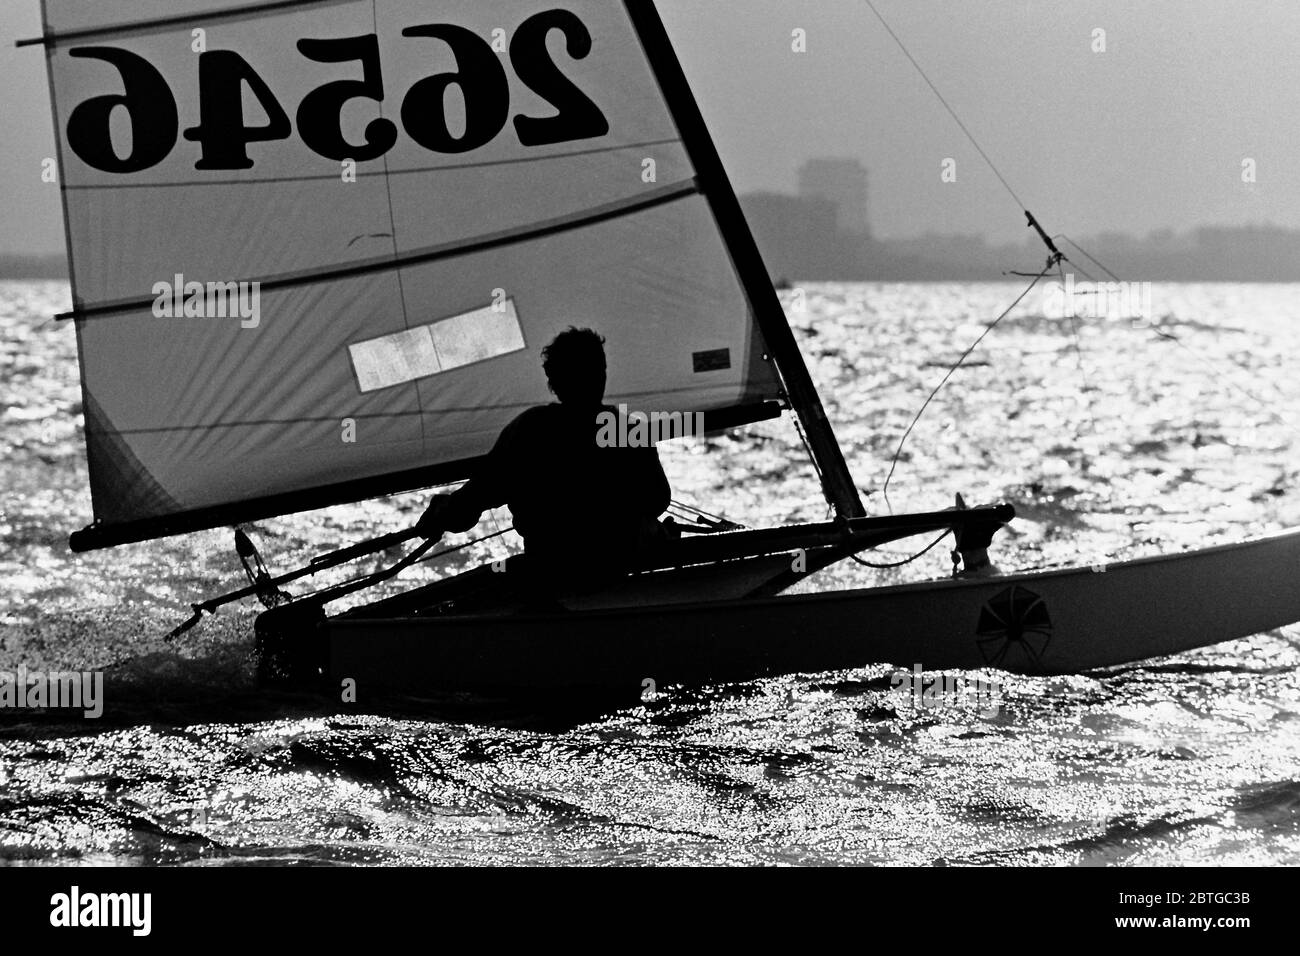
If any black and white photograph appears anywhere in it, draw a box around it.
[0,0,1293,923]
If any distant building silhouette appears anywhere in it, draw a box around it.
[798,158,871,237]
[739,176,1300,283]
[739,191,847,280]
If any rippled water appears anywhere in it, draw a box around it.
[2,279,1298,865]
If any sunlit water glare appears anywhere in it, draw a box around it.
[2,279,1298,865]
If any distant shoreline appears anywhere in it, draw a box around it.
[742,192,1300,283]
[0,255,68,280]
[6,240,1300,284]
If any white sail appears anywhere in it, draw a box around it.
[38,0,785,546]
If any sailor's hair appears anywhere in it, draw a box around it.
[542,327,606,390]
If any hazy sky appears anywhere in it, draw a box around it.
[2,1,1298,254]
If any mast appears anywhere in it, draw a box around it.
[624,0,866,519]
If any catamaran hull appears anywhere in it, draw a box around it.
[268,529,1300,700]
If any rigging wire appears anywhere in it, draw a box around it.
[668,498,741,529]
[857,0,1077,509]
[409,525,513,569]
[879,266,1053,513]
[857,2,1294,501]
[849,528,951,569]
[312,526,515,596]
[789,401,834,517]
[1053,235,1122,282]
[860,0,1027,212]
[669,498,721,522]
[1056,256,1102,443]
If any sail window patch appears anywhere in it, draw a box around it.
[692,348,731,373]
[349,300,525,393]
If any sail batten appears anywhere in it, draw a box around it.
[59,179,703,320]
[68,400,786,552]
[22,0,359,48]
[59,137,685,192]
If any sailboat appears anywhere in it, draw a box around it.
[25,0,1300,700]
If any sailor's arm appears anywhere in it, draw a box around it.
[415,483,498,539]
[415,422,515,538]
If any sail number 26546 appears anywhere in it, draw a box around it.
[66,9,610,173]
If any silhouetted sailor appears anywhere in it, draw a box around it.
[416,327,671,594]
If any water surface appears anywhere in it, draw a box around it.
[2,280,1298,865]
